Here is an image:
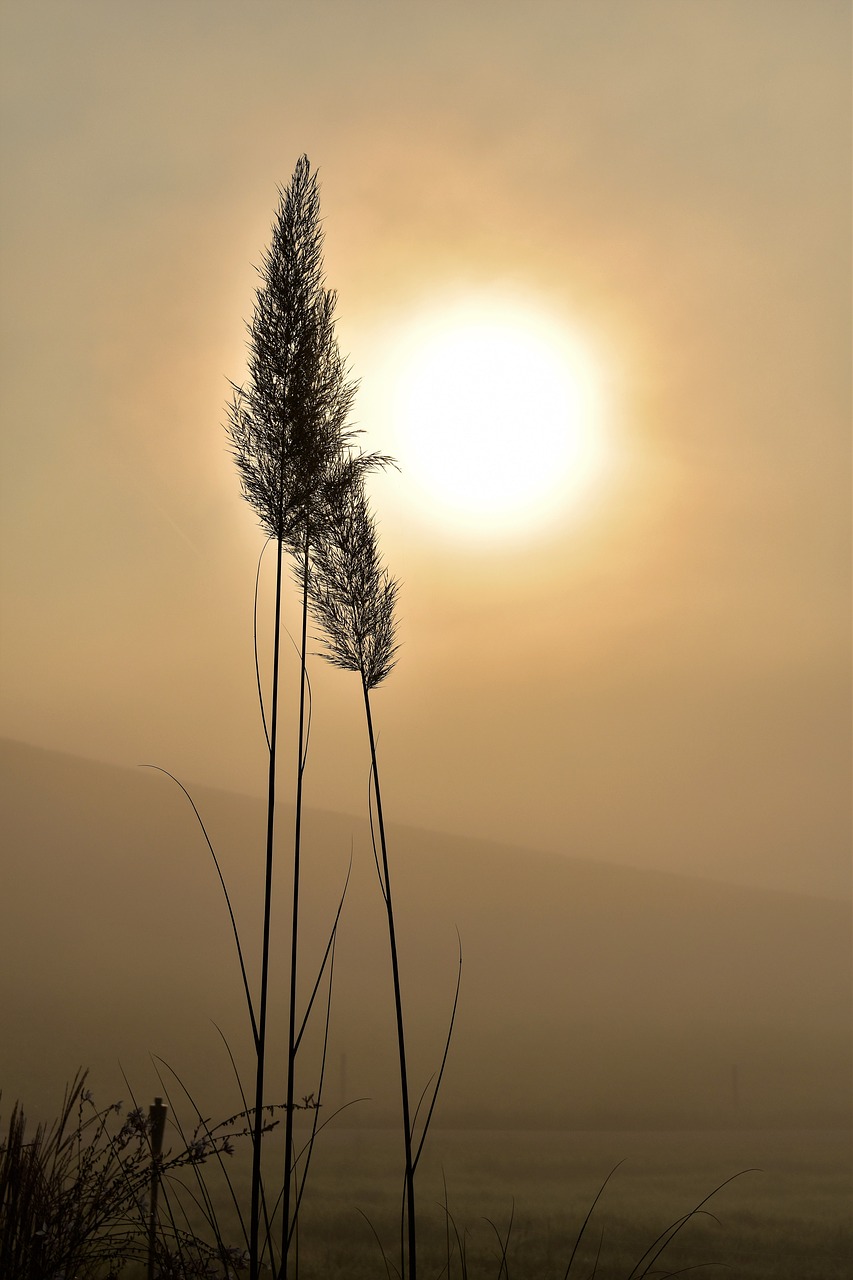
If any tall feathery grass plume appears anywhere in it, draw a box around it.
[305,471,431,1280]
[225,154,374,1280]
[305,467,400,691]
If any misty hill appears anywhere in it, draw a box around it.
[1,737,849,1130]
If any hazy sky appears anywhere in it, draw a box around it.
[1,0,850,896]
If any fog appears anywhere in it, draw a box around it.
[0,7,850,1270]
[3,740,848,1134]
[1,0,849,899]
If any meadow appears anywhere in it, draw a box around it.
[164,1124,851,1279]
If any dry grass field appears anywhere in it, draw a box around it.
[179,1125,851,1279]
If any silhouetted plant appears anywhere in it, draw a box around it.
[142,759,351,1280]
[226,154,387,1280]
[305,471,461,1280]
[0,1070,249,1279]
[303,473,413,1276]
[227,155,348,1280]
[112,152,760,1280]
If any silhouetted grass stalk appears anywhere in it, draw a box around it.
[304,471,451,1279]
[226,154,364,1280]
[140,765,259,1051]
[251,518,284,1279]
[362,680,417,1279]
[143,744,354,1276]
[281,525,310,1274]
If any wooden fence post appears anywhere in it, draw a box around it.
[147,1096,168,1280]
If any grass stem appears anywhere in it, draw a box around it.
[363,679,417,1280]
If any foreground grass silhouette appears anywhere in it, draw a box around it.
[6,1076,850,1279]
[0,1070,250,1278]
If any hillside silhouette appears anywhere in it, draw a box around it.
[2,738,849,1130]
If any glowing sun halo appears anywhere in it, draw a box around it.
[389,302,605,537]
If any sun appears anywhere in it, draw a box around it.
[386,298,606,538]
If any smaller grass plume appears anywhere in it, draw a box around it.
[306,468,443,1280]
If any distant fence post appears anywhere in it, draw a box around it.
[147,1096,168,1280]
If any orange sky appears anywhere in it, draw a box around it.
[1,0,849,896]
